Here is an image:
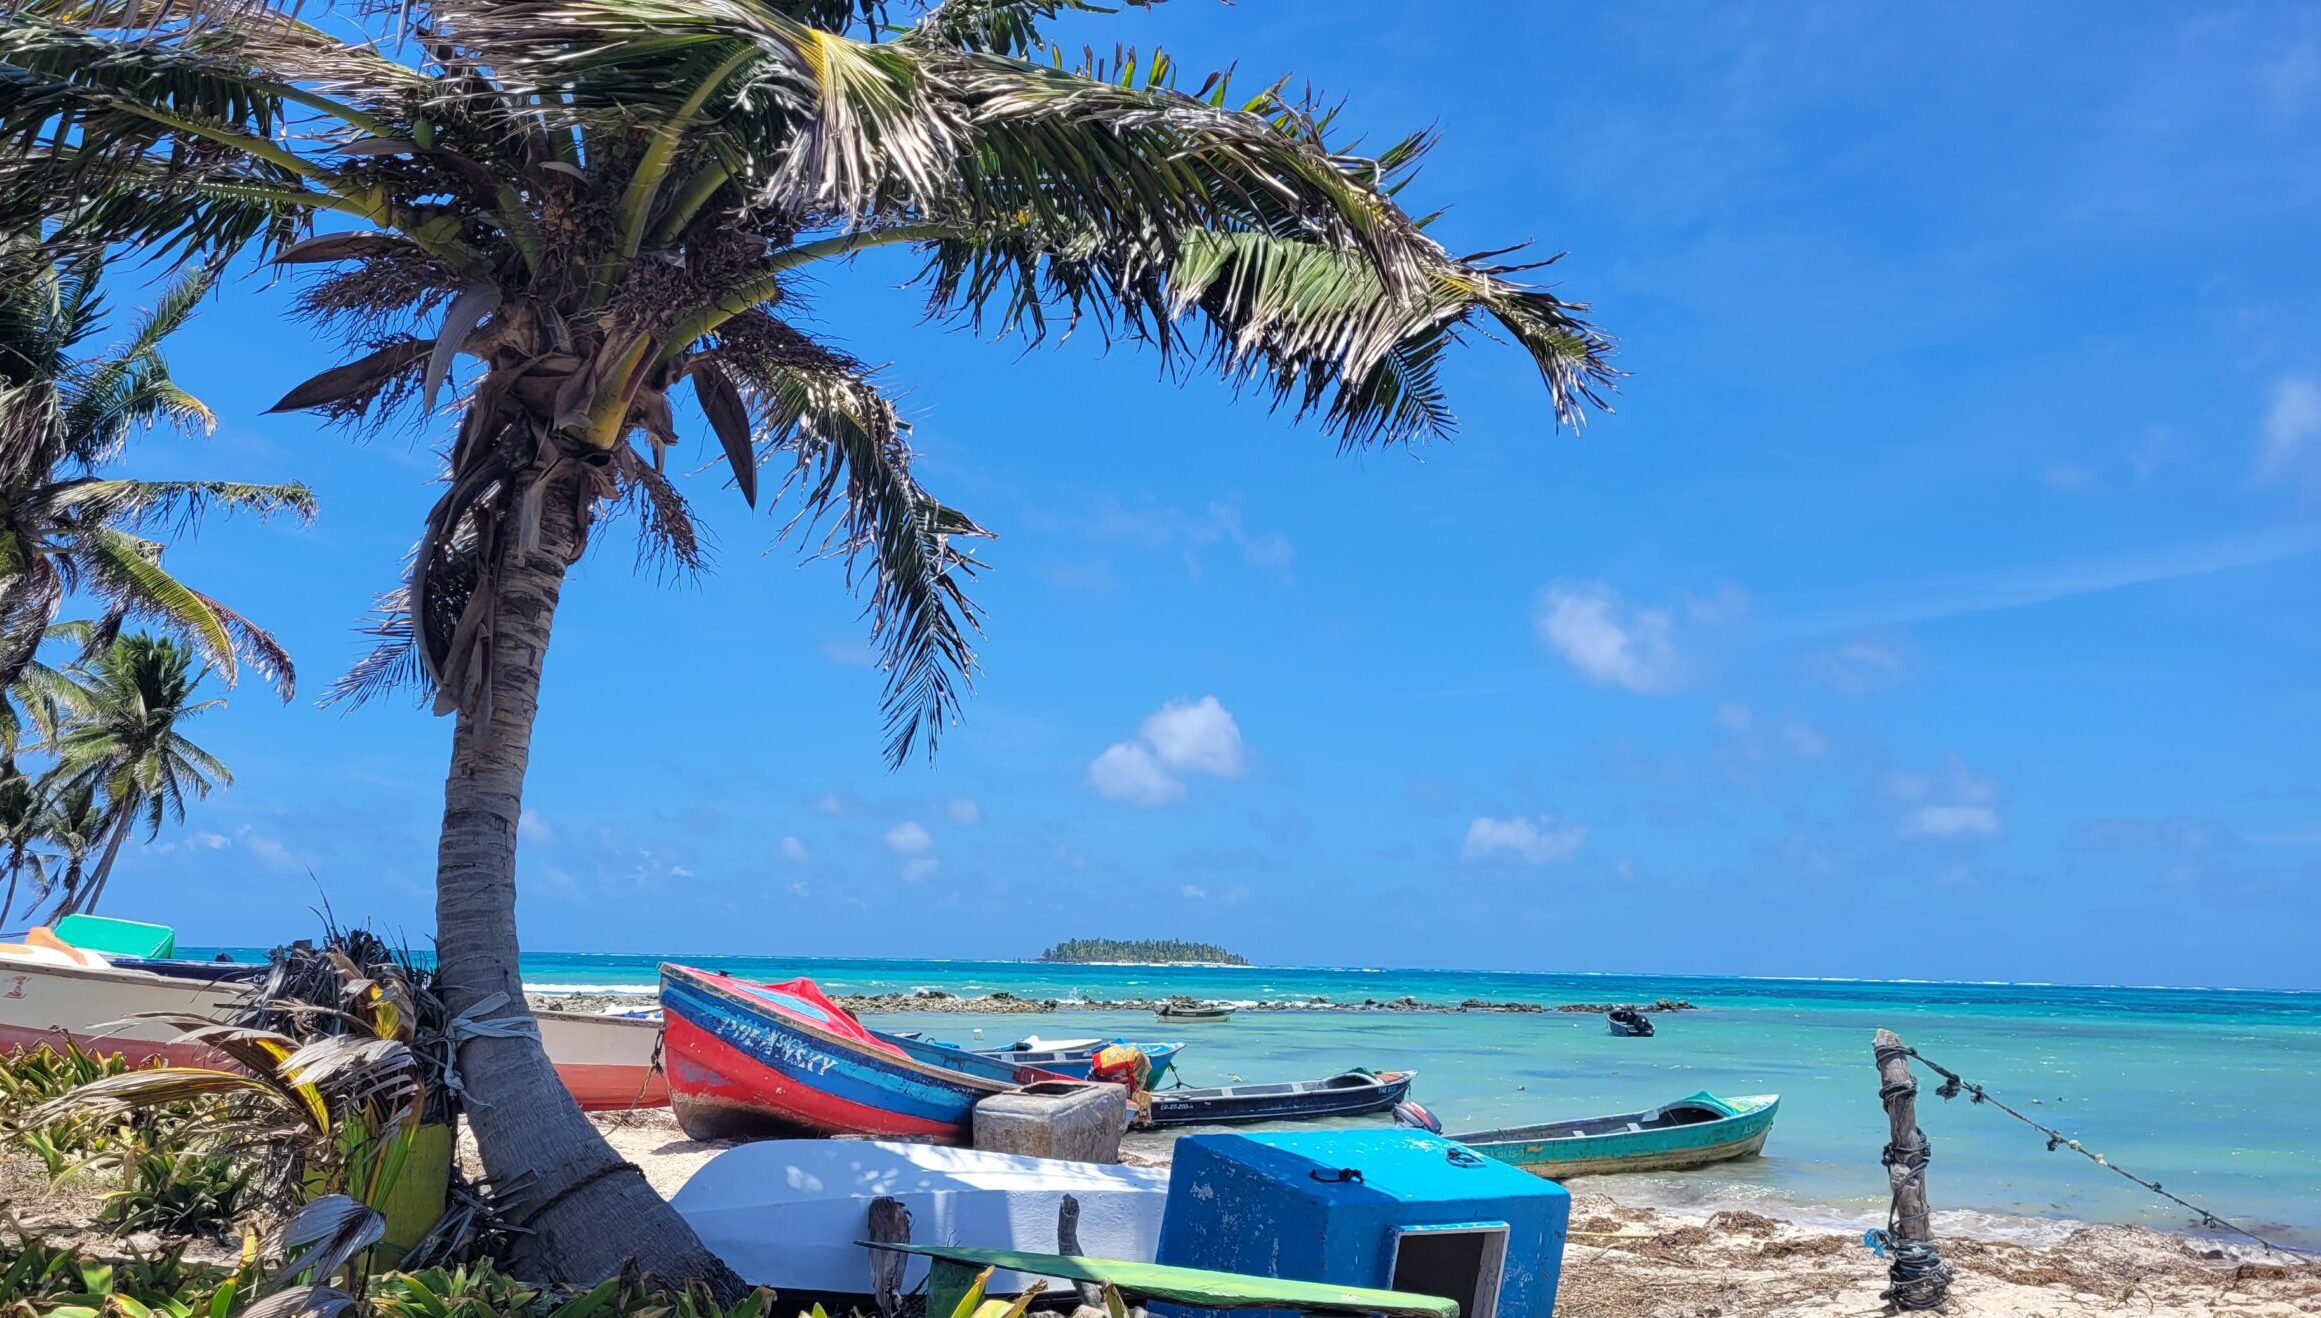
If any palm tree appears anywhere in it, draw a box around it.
[1,778,104,922]
[0,249,315,697]
[38,634,232,918]
[0,0,1617,1285]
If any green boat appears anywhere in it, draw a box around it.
[1446,1091,1780,1179]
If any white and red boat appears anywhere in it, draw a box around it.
[0,928,667,1111]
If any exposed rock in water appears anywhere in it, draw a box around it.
[527,991,1702,1017]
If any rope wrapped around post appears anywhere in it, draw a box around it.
[1872,1028,1953,1309]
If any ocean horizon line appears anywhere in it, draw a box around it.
[179,945,2321,997]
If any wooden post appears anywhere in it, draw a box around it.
[1873,1028,1950,1309]
[868,1195,910,1318]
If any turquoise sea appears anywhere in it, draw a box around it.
[197,950,2321,1250]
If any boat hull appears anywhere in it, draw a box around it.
[1142,1071,1414,1129]
[1,953,666,1111]
[662,964,1044,1143]
[1456,1093,1779,1179]
[673,1139,1167,1294]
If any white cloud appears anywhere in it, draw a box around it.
[1087,742,1184,805]
[883,821,933,855]
[818,639,874,666]
[2043,461,2097,493]
[1087,696,1248,806]
[1889,757,2001,841]
[1534,582,1687,693]
[235,825,315,875]
[185,831,230,851]
[1140,696,1247,777]
[786,880,811,897]
[1179,884,1209,900]
[1716,702,1754,733]
[779,835,809,864]
[2258,374,2321,494]
[518,808,555,846]
[901,857,940,883]
[808,792,847,817]
[947,797,983,826]
[1461,815,1587,865]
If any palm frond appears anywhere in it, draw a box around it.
[714,320,988,765]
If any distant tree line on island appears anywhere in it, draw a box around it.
[1038,938,1250,965]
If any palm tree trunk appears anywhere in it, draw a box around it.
[64,806,135,917]
[431,454,740,1293]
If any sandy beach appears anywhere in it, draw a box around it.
[586,1110,2320,1318]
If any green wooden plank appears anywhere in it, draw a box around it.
[862,1243,1461,1318]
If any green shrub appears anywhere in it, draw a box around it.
[99,1143,256,1237]
[0,1043,134,1173]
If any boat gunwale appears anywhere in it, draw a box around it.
[1448,1092,1778,1149]
[661,963,1028,1096]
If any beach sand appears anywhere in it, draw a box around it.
[588,1109,2321,1318]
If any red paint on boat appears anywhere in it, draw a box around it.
[661,1010,965,1142]
[0,1021,211,1068]
[557,1061,668,1110]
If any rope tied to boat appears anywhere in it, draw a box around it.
[1904,1046,2313,1261]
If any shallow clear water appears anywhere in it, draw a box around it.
[192,950,2321,1248]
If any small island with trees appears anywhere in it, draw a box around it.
[1037,938,1251,966]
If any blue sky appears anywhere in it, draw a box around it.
[88,2,2321,988]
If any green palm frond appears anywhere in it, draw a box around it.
[714,320,989,766]
[0,0,1611,767]
[70,527,242,686]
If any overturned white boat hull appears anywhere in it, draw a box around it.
[672,1140,1167,1294]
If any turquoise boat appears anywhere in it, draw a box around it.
[1444,1091,1779,1178]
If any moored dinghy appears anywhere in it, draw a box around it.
[1607,1006,1656,1037]
[673,1139,1168,1294]
[1156,998,1233,1024]
[1410,1091,1780,1178]
[660,963,1072,1142]
[1140,1069,1415,1129]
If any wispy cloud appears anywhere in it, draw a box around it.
[1533,582,1744,694]
[883,821,933,855]
[1461,814,1587,865]
[2258,374,2321,495]
[518,808,555,847]
[1780,525,2321,637]
[1889,757,2001,841]
[1534,583,1681,692]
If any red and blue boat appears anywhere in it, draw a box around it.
[660,963,1073,1142]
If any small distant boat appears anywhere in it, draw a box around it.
[660,964,1073,1142]
[1607,1006,1656,1037]
[1139,1070,1414,1129]
[674,1139,1168,1295]
[1156,1001,1233,1024]
[1431,1092,1780,1178]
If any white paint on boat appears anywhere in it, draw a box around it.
[673,1139,1168,1294]
[0,942,666,1110]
